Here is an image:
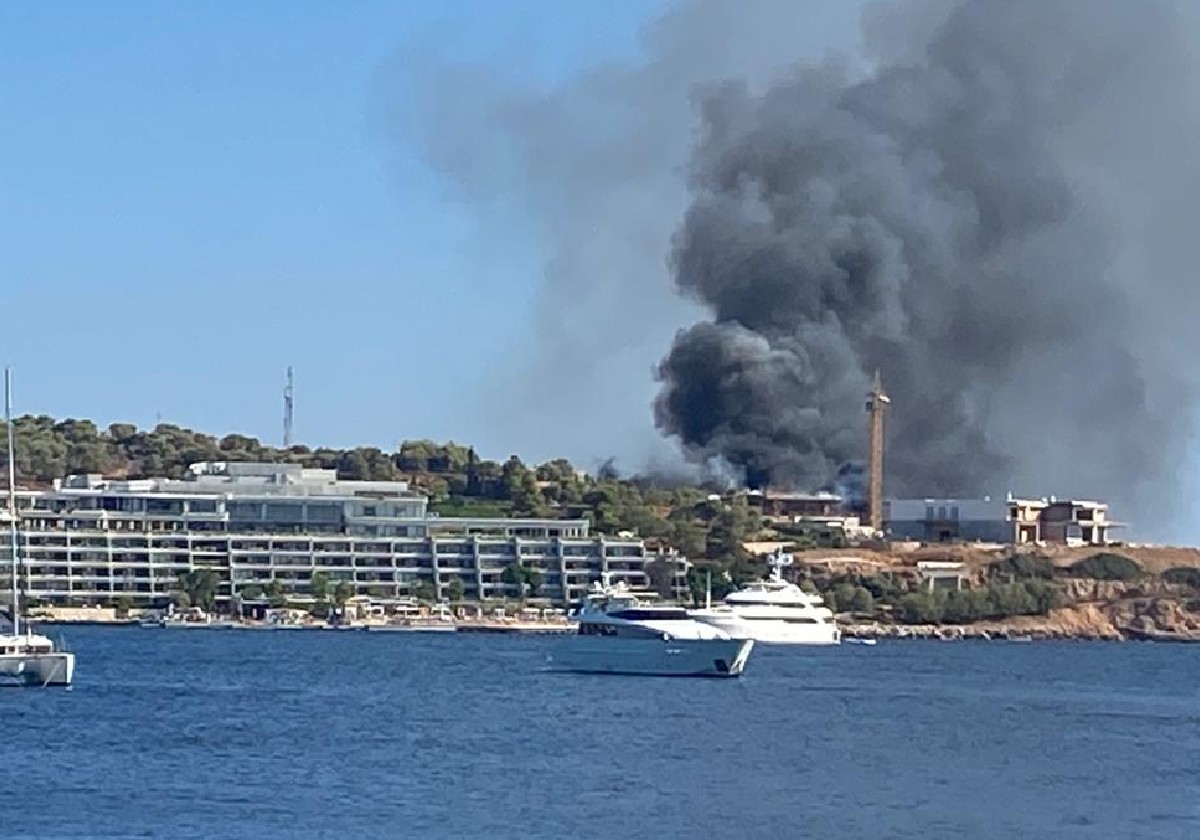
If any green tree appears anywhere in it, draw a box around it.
[644,559,679,599]
[114,595,134,618]
[239,583,264,601]
[686,564,735,606]
[174,569,220,613]
[263,579,289,608]
[309,571,330,603]
[582,484,621,534]
[671,521,708,559]
[989,554,1056,580]
[705,498,759,562]
[898,590,945,624]
[396,439,439,472]
[1163,566,1200,588]
[832,582,858,611]
[414,580,437,603]
[500,456,549,517]
[823,587,839,614]
[332,580,354,617]
[500,562,543,601]
[849,586,874,614]
[860,576,902,602]
[943,589,980,623]
[1024,580,1062,613]
[445,578,465,603]
[1067,553,1142,581]
[522,565,544,597]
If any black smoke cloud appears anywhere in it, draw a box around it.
[654,0,1200,529]
[407,0,1200,535]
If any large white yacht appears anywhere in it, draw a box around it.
[2,368,76,687]
[691,550,841,645]
[548,580,754,677]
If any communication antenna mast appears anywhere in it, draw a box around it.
[866,370,890,534]
[283,366,294,449]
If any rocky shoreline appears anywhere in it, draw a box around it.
[842,623,1131,641]
[843,617,1200,643]
[840,577,1200,642]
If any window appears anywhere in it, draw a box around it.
[146,498,183,515]
[305,503,341,523]
[228,502,263,521]
[265,503,304,522]
[950,506,959,520]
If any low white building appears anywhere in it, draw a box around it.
[884,497,1012,544]
[885,493,1120,546]
[916,561,967,592]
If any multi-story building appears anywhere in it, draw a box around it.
[0,462,675,609]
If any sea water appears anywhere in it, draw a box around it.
[3,628,1197,839]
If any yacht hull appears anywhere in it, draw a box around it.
[547,637,754,677]
[0,652,75,687]
[690,614,840,645]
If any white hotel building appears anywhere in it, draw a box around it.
[0,462,665,608]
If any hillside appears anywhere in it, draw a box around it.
[5,415,1200,635]
[0,415,750,561]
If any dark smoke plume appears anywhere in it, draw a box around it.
[406,0,1200,536]
[655,0,1200,530]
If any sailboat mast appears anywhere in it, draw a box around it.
[5,367,19,637]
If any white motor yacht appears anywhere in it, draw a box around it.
[548,580,754,677]
[691,550,841,645]
[2,368,75,687]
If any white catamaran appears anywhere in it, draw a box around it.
[0,368,75,687]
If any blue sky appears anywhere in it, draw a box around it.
[0,1,672,453]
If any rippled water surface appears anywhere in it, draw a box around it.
[4,628,1198,839]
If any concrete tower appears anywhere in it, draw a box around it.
[282,366,294,449]
[866,370,890,533]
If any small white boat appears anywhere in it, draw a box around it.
[1,368,76,687]
[159,607,238,629]
[845,637,877,646]
[548,580,754,678]
[690,550,841,645]
[0,632,75,687]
